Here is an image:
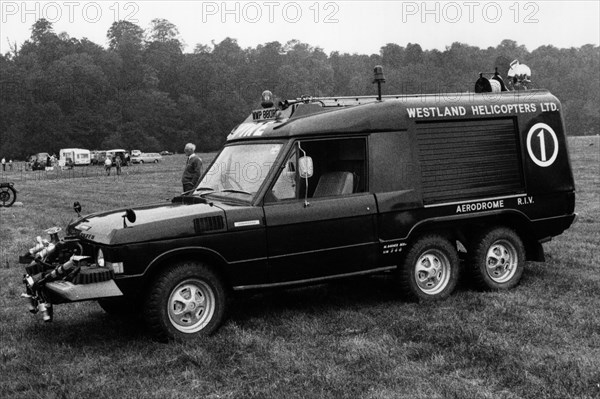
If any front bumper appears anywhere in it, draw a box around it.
[45,280,123,303]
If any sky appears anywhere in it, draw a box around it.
[0,1,599,55]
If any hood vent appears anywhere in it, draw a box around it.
[194,216,225,234]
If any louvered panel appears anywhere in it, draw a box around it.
[194,216,225,234]
[417,118,524,204]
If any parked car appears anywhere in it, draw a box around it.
[28,152,50,170]
[132,153,162,164]
[159,151,172,156]
[131,150,141,157]
[91,151,107,165]
[106,149,130,166]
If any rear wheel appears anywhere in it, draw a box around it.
[398,235,459,301]
[468,227,525,290]
[145,262,227,341]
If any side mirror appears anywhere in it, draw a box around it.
[298,156,313,179]
[122,208,137,228]
[73,201,82,217]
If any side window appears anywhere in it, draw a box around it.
[302,137,367,198]
[268,150,298,201]
[265,137,367,203]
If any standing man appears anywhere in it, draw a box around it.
[182,143,202,193]
[1,157,5,171]
[104,157,112,176]
[115,155,122,175]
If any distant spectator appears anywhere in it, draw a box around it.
[9,160,13,171]
[115,156,122,175]
[104,157,112,176]
[1,157,5,171]
[182,143,203,193]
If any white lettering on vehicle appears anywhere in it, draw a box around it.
[228,121,274,139]
[406,106,466,118]
[526,123,559,167]
[383,242,406,255]
[517,196,534,205]
[456,200,504,213]
[406,102,557,118]
[252,108,278,120]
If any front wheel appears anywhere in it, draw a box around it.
[468,227,525,290]
[398,235,459,301]
[145,262,227,341]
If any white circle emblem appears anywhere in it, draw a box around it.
[526,123,559,167]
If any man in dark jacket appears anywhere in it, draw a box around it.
[182,143,203,193]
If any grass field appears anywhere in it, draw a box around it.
[0,137,599,399]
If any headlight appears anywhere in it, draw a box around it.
[96,249,105,267]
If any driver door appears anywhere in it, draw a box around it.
[263,138,378,283]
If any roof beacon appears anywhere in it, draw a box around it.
[261,90,274,108]
[373,65,386,101]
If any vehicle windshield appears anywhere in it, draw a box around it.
[195,143,283,202]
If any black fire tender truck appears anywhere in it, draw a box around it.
[20,71,576,341]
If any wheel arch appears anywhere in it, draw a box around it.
[142,247,232,291]
[404,210,544,261]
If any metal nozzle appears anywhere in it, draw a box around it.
[21,293,38,313]
[38,302,53,322]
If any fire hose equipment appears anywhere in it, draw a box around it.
[19,227,72,322]
[21,257,81,322]
[29,236,48,255]
[19,225,115,323]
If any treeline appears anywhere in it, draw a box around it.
[0,19,598,159]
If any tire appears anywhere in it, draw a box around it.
[145,262,227,341]
[0,186,16,207]
[468,227,525,290]
[398,235,460,301]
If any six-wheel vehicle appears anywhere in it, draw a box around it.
[18,67,576,341]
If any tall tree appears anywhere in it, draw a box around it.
[107,20,146,91]
[107,20,144,52]
[147,18,183,48]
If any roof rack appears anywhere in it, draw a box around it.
[280,94,409,110]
